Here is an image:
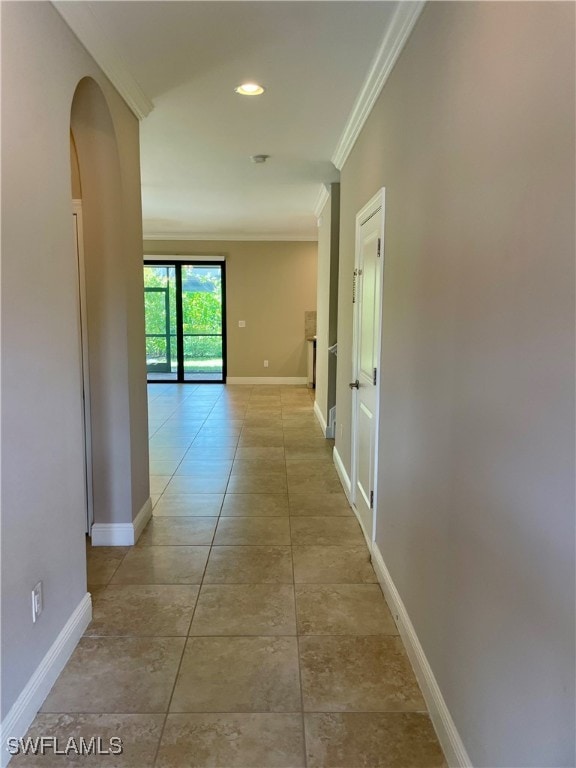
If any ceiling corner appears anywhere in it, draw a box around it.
[52,1,154,120]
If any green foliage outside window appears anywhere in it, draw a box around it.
[144,266,223,368]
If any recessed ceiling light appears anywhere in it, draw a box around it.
[235,82,265,96]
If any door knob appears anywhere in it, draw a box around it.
[349,380,360,389]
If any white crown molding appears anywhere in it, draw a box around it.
[146,255,226,262]
[332,1,426,170]
[313,185,331,219]
[143,233,318,242]
[52,2,154,121]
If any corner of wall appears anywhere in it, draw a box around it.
[91,497,152,546]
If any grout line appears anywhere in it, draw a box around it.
[283,415,309,768]
[41,708,431,715]
[292,530,310,767]
[101,581,379,586]
[89,385,409,767]
[151,390,228,767]
[82,632,400,639]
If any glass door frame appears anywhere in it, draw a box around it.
[144,285,172,374]
[144,259,227,384]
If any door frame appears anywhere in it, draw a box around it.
[72,199,94,534]
[350,188,386,545]
[144,286,172,374]
[144,259,227,384]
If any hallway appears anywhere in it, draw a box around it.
[18,385,445,767]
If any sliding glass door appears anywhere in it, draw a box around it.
[144,261,226,383]
[144,264,177,379]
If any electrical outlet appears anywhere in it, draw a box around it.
[238,320,246,328]
[263,360,269,368]
[32,581,43,623]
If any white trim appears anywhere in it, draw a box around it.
[90,497,152,546]
[313,400,328,436]
[334,450,374,551]
[226,377,307,385]
[72,200,94,535]
[0,594,92,768]
[332,2,425,170]
[332,448,374,550]
[133,497,153,543]
[313,185,330,219]
[145,254,226,263]
[350,189,386,544]
[371,544,473,768]
[90,523,134,547]
[332,446,352,500]
[144,233,318,242]
[52,2,154,120]
[350,499,374,553]
[356,189,386,230]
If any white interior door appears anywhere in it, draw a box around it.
[72,200,94,534]
[351,190,385,542]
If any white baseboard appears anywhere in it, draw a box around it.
[333,446,352,501]
[313,401,328,436]
[370,544,472,768]
[226,377,307,385]
[90,523,134,546]
[132,497,153,542]
[91,497,152,546]
[0,593,92,768]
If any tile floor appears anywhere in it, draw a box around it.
[17,385,446,767]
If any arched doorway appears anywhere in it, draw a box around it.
[70,77,147,545]
[70,130,93,533]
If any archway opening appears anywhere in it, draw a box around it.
[70,77,135,555]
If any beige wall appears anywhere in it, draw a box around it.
[71,78,149,527]
[315,184,340,428]
[335,3,575,766]
[1,2,148,720]
[315,200,332,422]
[143,240,318,379]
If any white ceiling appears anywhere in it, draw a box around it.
[58,2,411,240]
